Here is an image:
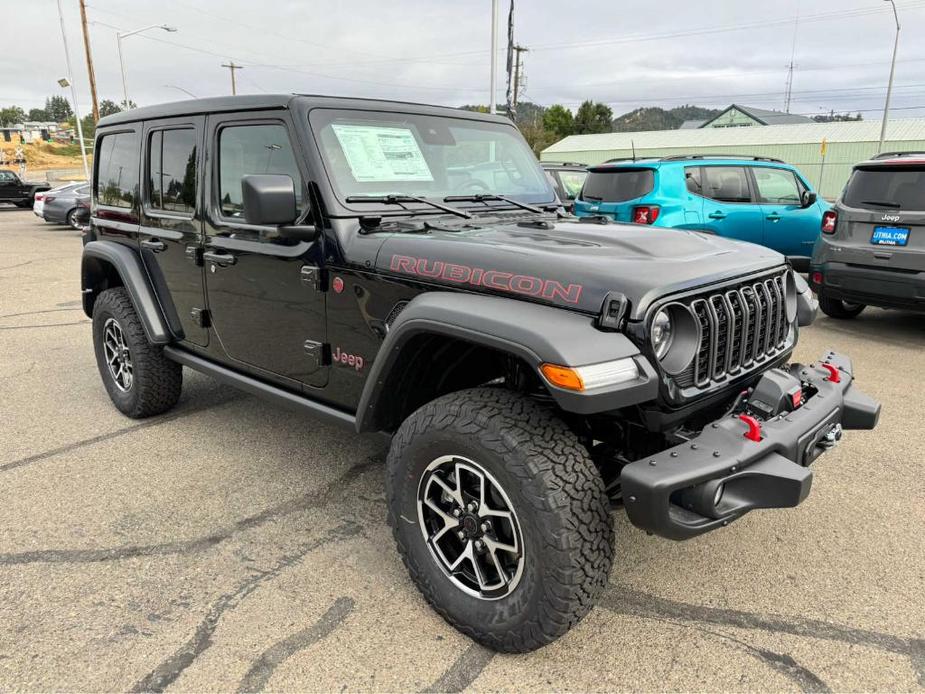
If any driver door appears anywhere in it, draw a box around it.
[202,112,327,389]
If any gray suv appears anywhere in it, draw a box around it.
[810,152,925,318]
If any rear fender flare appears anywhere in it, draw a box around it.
[355,292,657,433]
[81,240,172,344]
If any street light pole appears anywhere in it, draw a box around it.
[55,0,90,182]
[878,0,901,153]
[117,24,177,109]
[489,0,499,114]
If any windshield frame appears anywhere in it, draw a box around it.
[306,106,557,216]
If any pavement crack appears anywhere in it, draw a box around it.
[0,320,90,330]
[421,643,495,693]
[235,597,355,693]
[601,588,925,686]
[0,307,82,320]
[0,454,382,567]
[129,523,361,693]
[0,391,245,475]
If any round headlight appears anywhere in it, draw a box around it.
[652,310,674,359]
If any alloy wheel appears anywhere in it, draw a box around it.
[102,317,133,392]
[417,455,524,600]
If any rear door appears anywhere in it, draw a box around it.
[836,164,925,272]
[139,116,208,346]
[750,166,819,259]
[696,165,764,245]
[0,170,19,202]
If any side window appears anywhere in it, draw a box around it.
[218,123,302,220]
[685,166,702,195]
[701,166,751,203]
[753,167,801,205]
[148,129,197,214]
[0,171,16,182]
[96,131,140,208]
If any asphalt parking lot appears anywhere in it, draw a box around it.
[0,206,923,692]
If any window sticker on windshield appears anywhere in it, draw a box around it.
[331,124,434,183]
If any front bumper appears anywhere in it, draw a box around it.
[810,261,925,311]
[620,351,880,540]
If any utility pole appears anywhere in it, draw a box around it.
[78,0,99,122]
[878,0,901,153]
[221,62,242,95]
[784,10,799,113]
[489,0,498,114]
[512,44,528,112]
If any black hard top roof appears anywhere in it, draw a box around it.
[97,94,513,128]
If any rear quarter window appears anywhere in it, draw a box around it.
[843,167,925,211]
[95,131,140,209]
[580,168,654,202]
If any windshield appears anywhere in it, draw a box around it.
[557,170,587,199]
[580,168,654,202]
[310,108,554,208]
[843,166,925,211]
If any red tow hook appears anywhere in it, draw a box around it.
[820,362,841,383]
[738,414,762,442]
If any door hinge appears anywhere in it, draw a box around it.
[300,265,325,291]
[303,340,326,369]
[185,245,204,266]
[191,307,211,328]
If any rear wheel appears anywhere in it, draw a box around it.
[92,287,182,418]
[66,208,81,229]
[15,200,32,208]
[819,293,865,319]
[387,387,614,652]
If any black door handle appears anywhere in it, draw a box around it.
[203,250,237,267]
[140,239,167,253]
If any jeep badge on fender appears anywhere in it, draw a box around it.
[81,94,880,653]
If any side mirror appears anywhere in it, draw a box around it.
[241,174,298,226]
[801,191,817,208]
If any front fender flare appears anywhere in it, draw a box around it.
[81,240,172,344]
[355,292,657,433]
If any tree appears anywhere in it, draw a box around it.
[27,107,48,121]
[517,122,558,156]
[45,95,73,121]
[99,99,123,117]
[0,106,26,126]
[573,101,612,135]
[543,104,574,139]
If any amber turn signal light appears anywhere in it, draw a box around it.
[540,364,584,391]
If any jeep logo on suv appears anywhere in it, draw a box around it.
[881,214,901,222]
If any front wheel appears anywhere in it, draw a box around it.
[387,387,614,652]
[66,208,82,229]
[819,293,865,319]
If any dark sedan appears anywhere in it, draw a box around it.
[43,184,90,229]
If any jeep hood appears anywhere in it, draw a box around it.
[377,219,785,320]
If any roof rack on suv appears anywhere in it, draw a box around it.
[871,151,925,160]
[658,154,785,163]
[541,161,588,167]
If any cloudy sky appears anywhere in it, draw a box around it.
[4,0,925,121]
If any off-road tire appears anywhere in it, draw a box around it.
[819,293,865,319]
[387,387,614,652]
[92,287,182,418]
[66,208,81,229]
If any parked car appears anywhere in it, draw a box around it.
[573,155,829,270]
[540,161,587,212]
[810,151,925,317]
[34,181,85,218]
[81,95,878,652]
[43,184,91,229]
[0,169,50,208]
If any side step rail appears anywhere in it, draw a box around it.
[163,346,357,430]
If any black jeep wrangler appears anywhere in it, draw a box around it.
[81,95,880,652]
[0,168,50,207]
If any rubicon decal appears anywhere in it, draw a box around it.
[390,255,583,304]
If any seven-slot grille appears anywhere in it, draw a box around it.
[675,270,790,389]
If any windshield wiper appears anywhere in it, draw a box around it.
[443,193,544,214]
[860,199,901,208]
[346,194,472,219]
